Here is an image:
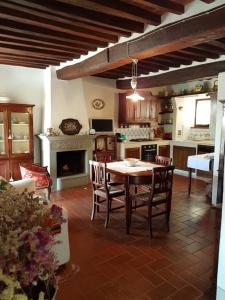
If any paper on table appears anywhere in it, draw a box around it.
[107,161,162,174]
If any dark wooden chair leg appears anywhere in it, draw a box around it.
[96,196,100,212]
[105,198,110,228]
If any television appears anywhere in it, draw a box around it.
[90,118,113,133]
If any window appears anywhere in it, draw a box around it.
[195,99,211,127]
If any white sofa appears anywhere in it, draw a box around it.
[11,178,70,266]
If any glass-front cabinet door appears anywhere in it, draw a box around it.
[0,108,8,157]
[10,107,33,156]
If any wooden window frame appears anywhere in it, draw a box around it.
[194,98,211,128]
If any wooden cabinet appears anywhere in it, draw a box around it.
[158,145,170,157]
[94,135,117,160]
[125,147,140,159]
[0,103,34,180]
[118,93,160,125]
[173,146,196,171]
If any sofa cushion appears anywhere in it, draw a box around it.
[11,178,35,194]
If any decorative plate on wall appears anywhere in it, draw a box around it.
[59,119,82,135]
[92,98,105,110]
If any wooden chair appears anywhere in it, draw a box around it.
[129,165,175,237]
[20,163,52,200]
[155,155,172,166]
[89,160,125,228]
[94,151,112,162]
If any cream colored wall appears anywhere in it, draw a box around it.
[0,64,44,163]
[47,67,118,134]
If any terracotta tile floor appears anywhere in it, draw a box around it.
[54,175,221,300]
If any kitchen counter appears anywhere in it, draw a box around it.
[122,139,170,149]
[172,139,214,148]
[119,139,215,160]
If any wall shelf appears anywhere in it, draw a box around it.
[159,111,173,114]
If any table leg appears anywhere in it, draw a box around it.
[125,176,130,234]
[188,168,192,196]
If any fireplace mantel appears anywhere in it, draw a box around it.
[38,134,95,190]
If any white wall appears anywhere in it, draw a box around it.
[44,67,118,134]
[212,72,225,206]
[0,64,44,162]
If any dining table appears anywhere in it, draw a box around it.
[106,160,162,234]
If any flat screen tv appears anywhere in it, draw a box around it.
[90,119,113,133]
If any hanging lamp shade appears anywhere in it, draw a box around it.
[126,58,144,101]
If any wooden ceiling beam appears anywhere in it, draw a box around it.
[40,0,144,33]
[208,39,225,51]
[0,27,97,52]
[0,53,61,64]
[57,6,225,80]
[0,46,74,61]
[7,0,131,38]
[192,44,223,56]
[139,60,169,70]
[0,42,78,59]
[147,57,180,68]
[58,0,160,25]
[180,47,220,59]
[116,61,225,89]
[0,53,60,66]
[122,0,184,15]
[0,2,117,43]
[0,19,108,49]
[0,36,87,56]
[166,51,206,62]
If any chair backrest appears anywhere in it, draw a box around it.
[89,160,108,190]
[20,163,51,189]
[151,166,174,196]
[155,155,172,166]
[94,151,112,162]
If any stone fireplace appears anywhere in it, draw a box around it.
[38,135,94,191]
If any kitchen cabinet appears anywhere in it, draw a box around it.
[158,145,170,157]
[125,147,140,159]
[0,103,34,180]
[118,93,160,125]
[94,135,117,160]
[173,146,196,171]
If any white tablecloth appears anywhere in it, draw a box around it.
[107,161,161,174]
[187,153,214,171]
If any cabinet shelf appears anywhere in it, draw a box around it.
[158,123,173,125]
[11,123,29,126]
[12,139,29,142]
[159,111,173,114]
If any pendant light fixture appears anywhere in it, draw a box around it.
[126,58,144,101]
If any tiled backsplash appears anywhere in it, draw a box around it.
[188,128,212,141]
[115,127,151,140]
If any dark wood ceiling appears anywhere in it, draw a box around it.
[95,38,225,79]
[0,0,213,69]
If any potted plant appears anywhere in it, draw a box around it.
[0,181,64,300]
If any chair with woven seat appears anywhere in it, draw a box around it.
[89,160,125,228]
[155,155,172,166]
[20,163,52,200]
[129,165,175,237]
